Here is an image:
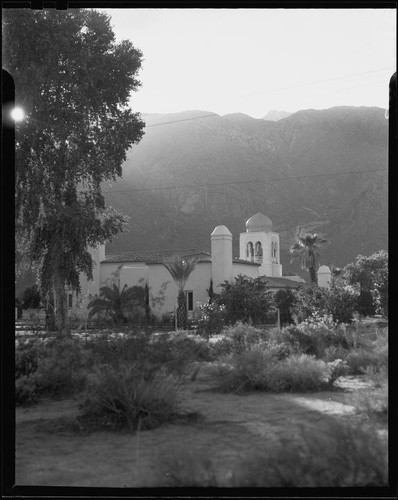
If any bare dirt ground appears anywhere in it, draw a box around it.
[15,364,387,488]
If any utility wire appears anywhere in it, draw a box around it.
[236,67,394,98]
[103,168,387,194]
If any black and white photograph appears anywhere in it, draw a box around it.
[3,4,395,492]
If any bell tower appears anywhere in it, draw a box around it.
[239,213,282,277]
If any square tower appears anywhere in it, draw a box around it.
[239,213,282,277]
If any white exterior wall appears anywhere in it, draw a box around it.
[148,262,212,317]
[231,263,259,280]
[317,265,332,289]
[99,262,149,289]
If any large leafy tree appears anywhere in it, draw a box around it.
[344,250,388,317]
[162,256,198,329]
[289,230,328,285]
[216,275,274,325]
[3,9,145,333]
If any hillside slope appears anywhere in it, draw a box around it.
[103,106,388,277]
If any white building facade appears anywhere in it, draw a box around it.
[77,213,311,319]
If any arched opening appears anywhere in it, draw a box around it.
[246,241,254,261]
[255,241,263,262]
[271,241,278,262]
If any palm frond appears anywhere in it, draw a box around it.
[163,255,198,291]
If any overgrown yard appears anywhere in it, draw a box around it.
[16,366,387,487]
[15,318,388,487]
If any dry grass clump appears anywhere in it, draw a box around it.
[77,362,182,432]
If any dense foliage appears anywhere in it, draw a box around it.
[19,284,41,309]
[344,250,388,317]
[291,284,358,324]
[215,275,274,325]
[273,289,296,325]
[87,284,147,326]
[4,9,144,332]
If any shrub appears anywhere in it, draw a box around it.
[15,336,87,405]
[15,339,42,378]
[345,348,387,375]
[268,354,331,392]
[291,285,328,323]
[222,322,268,352]
[323,345,350,362]
[15,374,41,406]
[163,420,387,487]
[291,285,358,324]
[214,348,332,393]
[15,338,45,406]
[215,275,274,325]
[215,347,277,392]
[20,284,41,309]
[282,313,349,358]
[193,302,227,338]
[274,289,296,325]
[34,337,88,398]
[78,362,181,432]
[324,285,359,323]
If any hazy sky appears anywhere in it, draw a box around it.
[102,8,396,118]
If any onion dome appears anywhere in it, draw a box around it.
[245,212,273,232]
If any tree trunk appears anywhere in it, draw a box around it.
[53,269,70,335]
[44,293,56,331]
[177,290,187,330]
[309,267,318,285]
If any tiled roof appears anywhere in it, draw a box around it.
[101,249,211,265]
[259,276,309,289]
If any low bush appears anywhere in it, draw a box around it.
[268,354,332,392]
[281,314,349,358]
[15,374,41,406]
[221,322,268,353]
[215,347,277,392]
[323,345,350,362]
[214,348,333,393]
[15,339,42,379]
[34,337,88,398]
[345,348,387,375]
[77,362,181,432]
[163,419,387,487]
[15,336,88,405]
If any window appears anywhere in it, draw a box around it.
[186,291,194,311]
[68,293,73,309]
[271,242,278,262]
[247,242,254,260]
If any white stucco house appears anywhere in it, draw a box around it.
[75,213,330,319]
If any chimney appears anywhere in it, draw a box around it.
[211,225,233,290]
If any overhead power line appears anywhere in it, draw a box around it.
[103,168,387,194]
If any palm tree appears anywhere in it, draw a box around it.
[330,264,344,287]
[87,284,146,325]
[162,255,198,329]
[290,229,328,285]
